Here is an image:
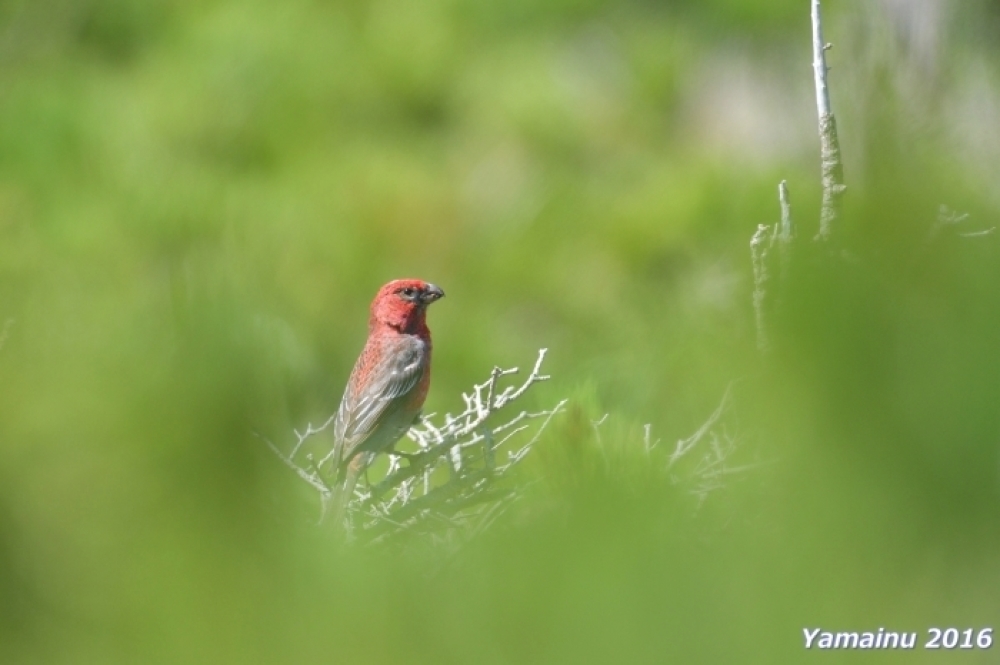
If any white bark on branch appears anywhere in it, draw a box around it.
[812,0,846,241]
[751,224,776,353]
[264,349,564,543]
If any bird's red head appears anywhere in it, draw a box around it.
[369,279,445,334]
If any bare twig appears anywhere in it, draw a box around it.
[293,413,337,462]
[751,224,776,352]
[778,181,795,282]
[253,430,332,497]
[262,349,564,545]
[643,423,659,456]
[668,382,735,468]
[811,0,832,119]
[505,399,568,465]
[812,0,846,241]
[931,205,995,239]
[778,181,795,245]
[959,228,996,238]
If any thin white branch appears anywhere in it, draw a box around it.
[252,429,331,496]
[811,0,846,241]
[410,348,553,444]
[778,181,794,245]
[776,180,795,298]
[751,224,776,352]
[668,383,734,468]
[495,348,550,409]
[959,228,996,238]
[315,443,338,471]
[507,399,567,464]
[291,412,337,460]
[811,0,831,118]
[263,349,562,543]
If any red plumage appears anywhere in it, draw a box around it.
[329,278,444,522]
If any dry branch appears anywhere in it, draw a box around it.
[812,0,846,241]
[751,224,776,353]
[265,349,565,544]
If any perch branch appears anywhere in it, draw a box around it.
[262,349,563,544]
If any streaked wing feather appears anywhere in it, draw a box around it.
[333,336,426,466]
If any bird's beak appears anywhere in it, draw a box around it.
[420,283,445,304]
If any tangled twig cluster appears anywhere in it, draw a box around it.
[665,383,756,505]
[621,382,749,504]
[262,349,566,544]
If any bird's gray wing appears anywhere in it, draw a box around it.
[332,335,426,470]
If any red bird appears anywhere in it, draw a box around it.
[329,278,445,522]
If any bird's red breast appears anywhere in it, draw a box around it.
[332,279,444,473]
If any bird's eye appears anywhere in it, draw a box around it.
[400,287,417,299]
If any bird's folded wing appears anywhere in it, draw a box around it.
[333,335,426,466]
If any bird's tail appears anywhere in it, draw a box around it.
[329,452,374,528]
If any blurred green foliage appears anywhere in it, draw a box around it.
[1,0,999,662]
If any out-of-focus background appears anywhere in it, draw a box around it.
[1,0,999,662]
